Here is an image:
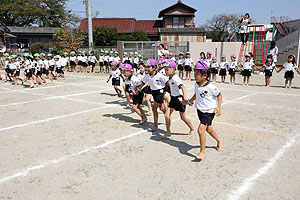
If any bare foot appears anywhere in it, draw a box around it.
[187,129,194,138]
[196,151,205,160]
[216,138,222,152]
[139,117,147,125]
[160,133,171,139]
[148,126,158,132]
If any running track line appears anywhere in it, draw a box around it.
[227,132,300,200]
[0,93,256,184]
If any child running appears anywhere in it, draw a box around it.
[107,61,122,96]
[276,54,300,88]
[161,60,195,139]
[122,64,147,124]
[185,61,222,160]
[140,59,169,132]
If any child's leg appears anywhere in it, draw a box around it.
[189,71,191,80]
[113,85,120,96]
[150,102,160,131]
[125,92,131,106]
[138,104,147,123]
[247,76,250,85]
[164,92,169,104]
[206,125,222,152]
[13,77,17,85]
[233,75,235,84]
[132,104,144,120]
[162,107,174,138]
[289,78,292,88]
[197,123,207,160]
[185,71,188,80]
[145,94,152,114]
[243,76,246,85]
[179,111,195,137]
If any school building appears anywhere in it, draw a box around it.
[78,0,206,43]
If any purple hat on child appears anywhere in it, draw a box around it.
[221,54,226,58]
[231,54,236,58]
[207,51,212,55]
[245,54,251,57]
[164,45,168,50]
[111,60,118,66]
[212,56,217,59]
[122,64,133,71]
[163,60,176,68]
[157,58,166,64]
[169,52,173,56]
[145,58,157,66]
[194,60,209,70]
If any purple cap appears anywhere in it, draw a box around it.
[231,54,236,58]
[194,60,209,70]
[144,58,157,66]
[111,61,118,66]
[164,45,168,50]
[169,52,173,56]
[157,58,166,64]
[221,54,226,58]
[212,56,217,59]
[163,60,176,68]
[122,64,133,71]
[207,51,212,55]
[245,54,251,57]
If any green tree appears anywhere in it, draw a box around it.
[120,31,148,41]
[0,0,70,27]
[93,26,119,46]
[205,14,241,42]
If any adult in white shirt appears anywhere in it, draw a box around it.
[269,41,279,63]
[239,13,251,44]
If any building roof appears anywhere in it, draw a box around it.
[0,21,10,33]
[158,0,197,18]
[159,27,205,33]
[78,18,163,35]
[7,26,58,34]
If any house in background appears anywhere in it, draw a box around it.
[158,0,206,42]
[0,21,12,53]
[78,0,206,43]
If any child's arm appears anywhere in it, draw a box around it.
[106,75,112,83]
[185,93,196,105]
[215,93,222,117]
[180,85,188,102]
[277,66,283,73]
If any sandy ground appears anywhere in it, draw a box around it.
[0,69,300,200]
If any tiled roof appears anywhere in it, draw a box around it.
[78,18,163,35]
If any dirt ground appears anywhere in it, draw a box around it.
[0,69,300,200]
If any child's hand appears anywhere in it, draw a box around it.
[182,100,188,106]
[214,107,221,117]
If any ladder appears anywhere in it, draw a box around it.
[237,25,268,69]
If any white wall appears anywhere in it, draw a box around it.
[189,42,242,62]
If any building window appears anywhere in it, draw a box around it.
[173,17,185,28]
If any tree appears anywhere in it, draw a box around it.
[53,23,87,54]
[119,31,149,41]
[0,0,70,27]
[93,26,119,46]
[204,14,241,42]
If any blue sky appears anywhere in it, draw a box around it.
[67,0,300,26]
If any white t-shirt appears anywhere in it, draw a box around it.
[109,69,121,79]
[48,59,55,66]
[194,82,221,113]
[81,56,87,62]
[114,56,120,63]
[37,60,44,69]
[129,75,142,91]
[177,58,185,65]
[269,46,278,62]
[230,61,237,69]
[211,62,218,69]
[122,57,129,63]
[242,60,254,70]
[25,60,31,70]
[184,58,193,66]
[169,74,183,97]
[264,62,276,70]
[70,56,77,62]
[42,60,49,69]
[170,57,176,62]
[137,72,145,81]
[219,61,228,69]
[133,57,139,64]
[55,60,62,68]
[60,57,69,66]
[142,72,169,90]
[77,56,83,62]
[104,55,109,62]
[108,56,114,62]
[129,57,134,64]
[99,55,105,62]
[283,62,297,71]
[88,55,97,63]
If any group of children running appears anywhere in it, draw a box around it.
[107,55,222,160]
[1,52,66,88]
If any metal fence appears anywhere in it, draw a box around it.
[121,41,189,60]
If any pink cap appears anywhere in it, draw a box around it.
[145,58,157,66]
[164,45,168,50]
[122,64,133,71]
[157,58,166,64]
[111,61,118,66]
[194,60,209,70]
[231,54,236,58]
[207,51,212,55]
[163,60,176,68]
[221,54,226,58]
[169,52,173,56]
[212,56,217,59]
[245,54,251,57]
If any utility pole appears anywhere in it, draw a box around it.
[84,0,93,51]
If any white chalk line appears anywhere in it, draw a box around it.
[219,87,300,97]
[227,132,300,200]
[0,92,256,184]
